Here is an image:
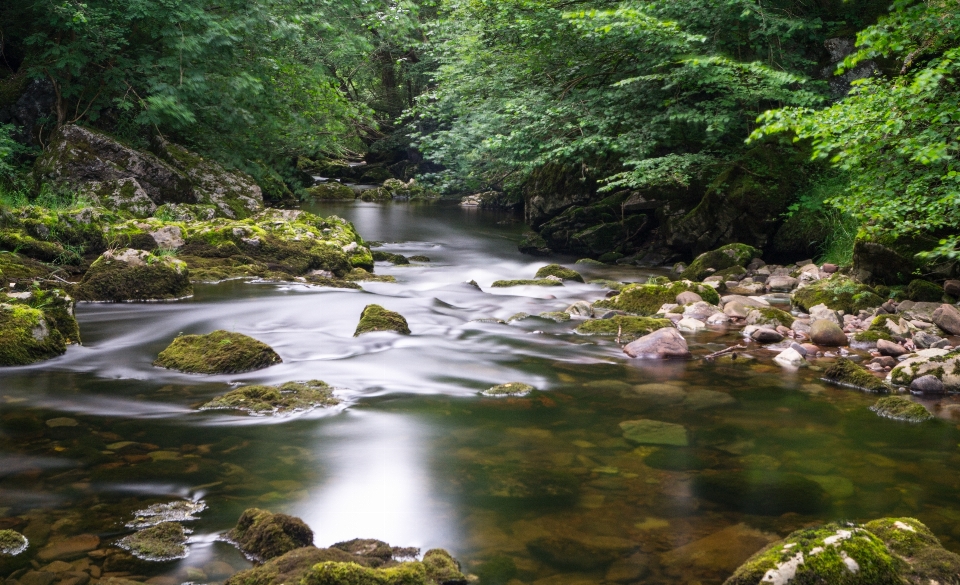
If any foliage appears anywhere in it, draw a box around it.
[753,0,960,260]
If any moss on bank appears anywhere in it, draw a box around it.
[76,248,192,302]
[354,305,410,336]
[201,381,339,414]
[155,330,282,374]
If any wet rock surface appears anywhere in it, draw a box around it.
[154,330,282,374]
[227,509,314,562]
[354,304,411,336]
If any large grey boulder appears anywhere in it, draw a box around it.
[932,304,960,335]
[623,327,690,359]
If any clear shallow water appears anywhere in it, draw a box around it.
[2,201,960,584]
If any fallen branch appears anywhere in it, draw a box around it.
[704,345,747,361]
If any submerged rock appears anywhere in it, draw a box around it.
[154,330,282,374]
[227,508,314,562]
[871,396,933,423]
[824,358,889,392]
[0,302,68,366]
[117,522,188,561]
[622,327,690,359]
[483,382,534,397]
[575,316,672,342]
[77,248,192,302]
[620,419,689,446]
[694,471,829,516]
[527,535,634,571]
[724,518,960,585]
[354,304,411,336]
[534,264,584,282]
[201,381,339,414]
[0,530,28,556]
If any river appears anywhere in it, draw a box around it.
[2,201,960,584]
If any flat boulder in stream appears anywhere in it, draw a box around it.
[622,327,690,359]
[824,358,889,392]
[76,248,192,302]
[117,522,188,561]
[201,380,339,414]
[354,304,410,336]
[227,508,314,562]
[155,330,282,374]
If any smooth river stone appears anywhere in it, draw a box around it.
[619,419,688,446]
[622,328,690,359]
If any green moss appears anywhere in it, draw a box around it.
[537,311,571,322]
[117,522,188,561]
[484,382,535,396]
[422,549,464,584]
[0,530,28,556]
[201,381,339,414]
[343,268,397,283]
[373,251,410,265]
[77,249,193,301]
[228,508,314,562]
[713,265,748,280]
[354,304,410,336]
[518,232,551,255]
[305,183,356,201]
[0,304,67,366]
[681,243,760,281]
[753,307,795,327]
[870,396,932,422]
[534,264,584,282]
[154,330,282,374]
[0,252,54,281]
[593,281,719,315]
[905,279,944,302]
[360,166,394,183]
[793,274,883,313]
[303,561,427,585]
[587,278,627,291]
[490,279,563,287]
[854,329,893,343]
[824,358,889,392]
[408,255,430,262]
[575,316,672,342]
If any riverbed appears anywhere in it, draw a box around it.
[2,201,960,584]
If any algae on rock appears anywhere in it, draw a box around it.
[305,183,356,201]
[490,279,563,287]
[823,358,889,392]
[155,330,282,374]
[354,305,411,336]
[201,381,339,415]
[792,274,883,314]
[76,248,192,302]
[871,396,932,423]
[117,522,188,561]
[0,303,67,366]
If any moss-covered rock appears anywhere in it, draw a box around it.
[422,549,466,584]
[0,252,55,282]
[306,183,356,201]
[483,382,534,397]
[535,191,650,256]
[594,281,720,315]
[225,547,375,585]
[228,508,314,562]
[0,530,28,556]
[200,381,339,415]
[517,232,552,256]
[117,522,188,561]
[534,264,584,282]
[537,311,571,322]
[745,307,795,328]
[76,248,192,301]
[905,279,944,302]
[793,274,884,314]
[851,231,941,285]
[373,251,410,265]
[681,243,760,281]
[490,279,563,287]
[409,255,430,262]
[303,561,427,585]
[354,305,410,336]
[0,303,67,366]
[344,268,397,283]
[366,179,438,202]
[889,350,960,391]
[575,316,672,342]
[725,518,960,585]
[824,358,889,392]
[870,396,932,423]
[155,330,282,374]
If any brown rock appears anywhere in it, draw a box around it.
[932,304,960,335]
[675,291,702,305]
[37,535,100,562]
[877,339,907,357]
[809,320,848,347]
[945,280,960,297]
[800,343,820,355]
[623,328,690,359]
[751,328,783,344]
[871,356,898,368]
[822,263,838,273]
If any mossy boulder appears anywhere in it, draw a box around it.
[889,349,960,391]
[725,518,960,585]
[575,316,672,342]
[852,231,941,285]
[422,549,466,584]
[905,279,944,302]
[200,381,339,415]
[367,179,438,201]
[871,396,932,423]
[224,547,376,585]
[76,248,192,301]
[824,358,890,392]
[535,264,584,282]
[354,305,410,336]
[0,252,55,282]
[793,274,884,314]
[0,530,28,556]
[745,307,795,328]
[0,303,67,366]
[155,330,282,374]
[117,522,188,561]
[517,232,552,256]
[681,243,760,282]
[483,382,534,397]
[490,278,563,287]
[306,183,356,201]
[3,288,81,344]
[304,561,428,585]
[373,251,410,265]
[594,281,720,315]
[228,508,314,562]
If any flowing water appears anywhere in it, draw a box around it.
[3,201,960,584]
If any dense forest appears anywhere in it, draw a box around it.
[1,0,958,273]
